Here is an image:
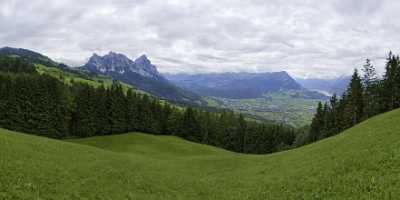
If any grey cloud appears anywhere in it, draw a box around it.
[0,0,399,78]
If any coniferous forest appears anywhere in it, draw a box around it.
[0,56,296,154]
[2,52,400,154]
[303,52,400,145]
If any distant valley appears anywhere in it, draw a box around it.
[165,72,328,126]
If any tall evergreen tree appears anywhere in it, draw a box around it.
[181,108,201,141]
[309,102,324,142]
[361,59,379,118]
[346,69,364,125]
[383,52,400,110]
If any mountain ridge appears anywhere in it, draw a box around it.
[84,52,161,79]
[0,46,67,68]
[164,71,321,99]
[82,51,205,105]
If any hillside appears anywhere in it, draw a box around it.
[0,47,63,68]
[35,64,147,94]
[2,109,400,199]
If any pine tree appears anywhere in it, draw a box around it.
[0,75,8,126]
[383,52,400,110]
[166,108,182,135]
[181,108,201,141]
[94,85,109,135]
[108,84,128,133]
[72,84,97,137]
[347,69,364,125]
[326,94,339,136]
[361,59,379,118]
[236,114,247,152]
[309,102,324,142]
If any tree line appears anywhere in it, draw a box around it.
[300,52,400,145]
[0,56,296,154]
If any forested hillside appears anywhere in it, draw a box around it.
[303,53,400,145]
[0,56,296,154]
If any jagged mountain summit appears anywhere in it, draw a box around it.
[84,51,162,79]
[84,52,161,80]
[82,52,204,105]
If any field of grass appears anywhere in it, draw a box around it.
[2,109,400,199]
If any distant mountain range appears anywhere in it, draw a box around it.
[0,46,330,126]
[296,76,351,96]
[0,46,330,110]
[81,52,204,105]
[164,72,325,99]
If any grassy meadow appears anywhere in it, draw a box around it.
[1,109,400,199]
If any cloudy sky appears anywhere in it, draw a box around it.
[1,0,399,78]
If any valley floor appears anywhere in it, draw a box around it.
[2,109,400,199]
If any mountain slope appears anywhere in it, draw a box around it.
[0,46,66,68]
[2,108,400,199]
[165,72,304,99]
[82,52,204,105]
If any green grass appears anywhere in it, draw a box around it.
[2,109,400,199]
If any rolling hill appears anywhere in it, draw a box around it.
[2,108,400,199]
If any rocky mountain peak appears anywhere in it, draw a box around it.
[135,54,150,63]
[83,52,161,79]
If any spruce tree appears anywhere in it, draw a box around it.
[181,108,201,141]
[309,102,324,142]
[347,69,364,125]
[361,59,379,118]
[383,52,400,110]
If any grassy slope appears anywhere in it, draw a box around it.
[35,64,147,94]
[2,109,400,199]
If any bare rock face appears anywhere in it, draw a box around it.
[84,52,162,80]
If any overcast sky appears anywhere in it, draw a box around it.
[1,0,399,78]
